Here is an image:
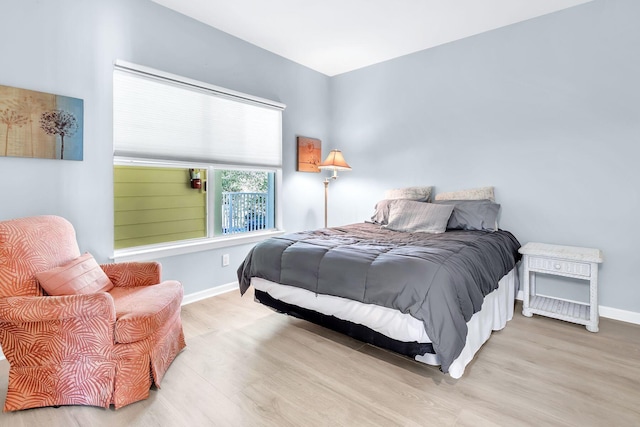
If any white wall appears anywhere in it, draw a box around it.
[328,0,640,313]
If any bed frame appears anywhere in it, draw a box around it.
[251,268,517,378]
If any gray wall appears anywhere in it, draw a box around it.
[2,0,638,315]
[0,0,329,295]
[329,0,640,313]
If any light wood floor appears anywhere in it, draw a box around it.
[1,288,639,426]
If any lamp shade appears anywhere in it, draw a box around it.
[318,149,351,171]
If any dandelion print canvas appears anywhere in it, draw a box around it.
[0,84,83,161]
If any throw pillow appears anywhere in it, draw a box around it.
[36,253,114,296]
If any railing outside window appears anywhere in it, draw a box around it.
[222,192,268,234]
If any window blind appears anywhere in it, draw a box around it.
[113,61,285,167]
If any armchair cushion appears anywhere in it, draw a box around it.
[36,253,114,296]
[110,280,183,344]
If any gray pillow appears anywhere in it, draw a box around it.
[383,200,454,234]
[432,199,500,231]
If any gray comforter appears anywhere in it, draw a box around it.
[238,222,521,373]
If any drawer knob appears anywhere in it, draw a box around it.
[554,264,561,270]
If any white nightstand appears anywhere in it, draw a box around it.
[519,242,603,332]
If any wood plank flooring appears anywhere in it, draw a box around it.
[1,288,639,426]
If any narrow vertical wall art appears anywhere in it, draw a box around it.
[0,84,84,161]
[297,136,321,172]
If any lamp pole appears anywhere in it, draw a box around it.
[324,179,329,228]
[318,149,351,229]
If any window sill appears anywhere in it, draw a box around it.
[111,229,285,263]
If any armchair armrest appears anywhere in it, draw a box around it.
[0,293,115,323]
[0,293,117,367]
[100,261,162,288]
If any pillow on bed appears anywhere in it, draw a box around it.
[383,199,454,234]
[433,199,500,231]
[371,199,393,225]
[384,186,433,202]
[434,186,495,202]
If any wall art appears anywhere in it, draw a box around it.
[0,84,84,161]
[296,136,321,173]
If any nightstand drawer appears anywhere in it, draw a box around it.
[528,256,591,277]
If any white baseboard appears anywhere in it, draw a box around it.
[597,306,640,325]
[516,290,640,326]
[181,282,238,306]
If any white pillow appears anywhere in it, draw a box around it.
[383,200,454,234]
[370,199,392,225]
[434,186,495,202]
[384,186,433,202]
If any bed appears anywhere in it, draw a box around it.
[237,187,521,378]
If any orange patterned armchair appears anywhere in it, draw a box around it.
[0,215,186,411]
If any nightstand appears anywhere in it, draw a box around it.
[519,242,603,332]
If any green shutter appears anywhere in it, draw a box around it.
[114,166,207,249]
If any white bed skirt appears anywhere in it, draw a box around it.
[251,268,517,379]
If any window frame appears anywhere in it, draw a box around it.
[112,157,284,263]
[112,60,286,263]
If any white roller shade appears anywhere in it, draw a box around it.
[113,61,285,167]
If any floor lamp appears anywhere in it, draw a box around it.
[318,149,352,228]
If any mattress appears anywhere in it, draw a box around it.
[252,268,517,379]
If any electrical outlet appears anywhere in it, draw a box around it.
[222,254,230,267]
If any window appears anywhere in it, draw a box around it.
[217,169,275,235]
[113,61,285,260]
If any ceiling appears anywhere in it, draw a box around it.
[151,0,593,76]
